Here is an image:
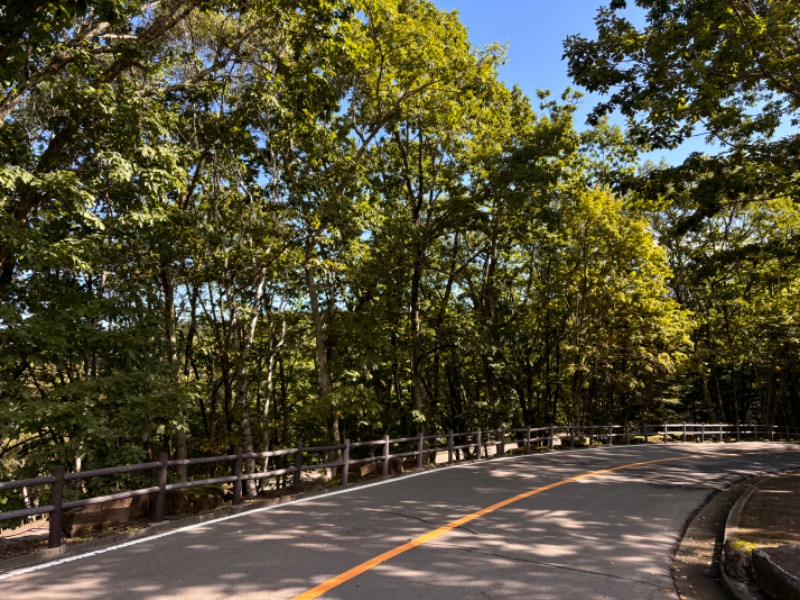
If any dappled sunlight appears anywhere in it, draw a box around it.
[537,510,586,531]
[1,443,799,599]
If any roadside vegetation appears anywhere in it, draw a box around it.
[1,0,798,499]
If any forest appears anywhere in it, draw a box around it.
[1,0,798,483]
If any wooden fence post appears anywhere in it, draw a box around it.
[447,430,454,464]
[233,447,244,505]
[342,440,350,486]
[625,423,631,445]
[155,452,168,521]
[607,424,612,446]
[569,425,574,449]
[476,428,482,459]
[525,428,531,455]
[643,423,648,443]
[590,425,595,447]
[683,422,687,442]
[499,426,506,457]
[549,425,555,451]
[48,465,65,549]
[663,423,668,444]
[719,423,724,442]
[417,432,424,469]
[292,441,303,493]
[382,435,390,476]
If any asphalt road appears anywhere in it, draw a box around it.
[2,443,799,600]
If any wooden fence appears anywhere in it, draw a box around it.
[1,422,796,548]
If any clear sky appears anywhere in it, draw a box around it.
[431,0,695,165]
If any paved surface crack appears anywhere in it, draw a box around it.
[648,483,713,491]
[432,542,670,590]
[355,508,478,534]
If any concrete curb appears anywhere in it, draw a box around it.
[721,567,768,600]
[722,475,765,584]
[720,470,800,600]
[752,546,800,600]
[720,472,768,600]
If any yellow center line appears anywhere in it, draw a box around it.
[292,449,797,600]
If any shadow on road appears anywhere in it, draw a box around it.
[2,443,798,600]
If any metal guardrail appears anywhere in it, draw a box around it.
[0,422,796,548]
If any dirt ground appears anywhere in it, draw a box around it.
[0,517,151,560]
[738,472,800,546]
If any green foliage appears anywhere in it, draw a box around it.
[2,0,790,491]
[565,0,799,150]
[564,0,800,424]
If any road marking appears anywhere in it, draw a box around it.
[0,458,471,581]
[0,446,644,581]
[0,443,612,581]
[292,450,799,600]
[0,445,793,584]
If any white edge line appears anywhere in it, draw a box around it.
[0,441,788,581]
[0,458,482,580]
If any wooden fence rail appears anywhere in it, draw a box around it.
[1,422,796,548]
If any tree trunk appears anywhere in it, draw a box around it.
[233,268,267,497]
[306,242,340,451]
[160,253,188,482]
[260,315,286,485]
[410,250,424,430]
[480,207,502,411]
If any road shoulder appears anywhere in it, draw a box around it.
[673,478,752,599]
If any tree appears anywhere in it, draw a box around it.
[0,0,351,475]
[0,0,708,490]
[564,0,800,427]
[0,1,210,294]
[0,0,200,473]
[564,0,800,216]
[650,189,800,424]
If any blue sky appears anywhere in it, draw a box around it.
[431,0,695,165]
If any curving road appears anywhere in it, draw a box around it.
[2,443,799,599]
